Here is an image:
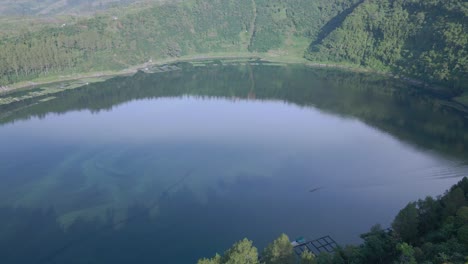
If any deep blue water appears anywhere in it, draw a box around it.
[0,63,467,263]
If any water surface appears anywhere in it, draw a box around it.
[1,63,468,263]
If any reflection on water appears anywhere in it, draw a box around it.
[0,63,468,263]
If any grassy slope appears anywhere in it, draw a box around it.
[0,0,362,89]
[0,0,466,101]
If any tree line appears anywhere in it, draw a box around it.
[0,0,466,96]
[3,64,468,161]
[306,0,468,95]
[0,29,116,84]
[0,0,389,86]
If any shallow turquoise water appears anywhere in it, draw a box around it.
[0,63,467,263]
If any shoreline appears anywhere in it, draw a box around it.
[0,53,263,94]
[1,52,465,109]
[0,52,377,95]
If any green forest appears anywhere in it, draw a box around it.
[199,177,468,264]
[0,1,467,263]
[306,0,468,95]
[0,0,466,98]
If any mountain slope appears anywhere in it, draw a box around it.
[306,0,468,94]
[0,0,466,96]
[0,0,355,86]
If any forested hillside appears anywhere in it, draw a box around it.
[0,0,466,96]
[0,0,358,86]
[306,0,468,94]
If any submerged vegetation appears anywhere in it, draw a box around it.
[4,177,464,263]
[0,0,466,97]
[0,63,467,263]
[0,1,467,263]
[199,178,468,264]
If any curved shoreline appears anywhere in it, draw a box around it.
[0,53,377,94]
[0,53,260,94]
[1,52,465,109]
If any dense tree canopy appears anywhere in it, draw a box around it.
[198,238,259,264]
[261,234,295,264]
[306,0,468,94]
[0,0,465,97]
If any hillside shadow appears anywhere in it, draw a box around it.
[309,0,365,50]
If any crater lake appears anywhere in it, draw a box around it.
[1,62,467,263]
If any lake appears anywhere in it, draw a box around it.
[1,62,467,263]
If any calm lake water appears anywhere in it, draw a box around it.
[1,63,468,263]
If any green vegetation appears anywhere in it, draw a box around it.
[1,0,465,98]
[306,0,468,95]
[199,234,296,264]
[247,0,361,52]
[199,178,468,263]
[198,238,259,264]
[0,0,257,85]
